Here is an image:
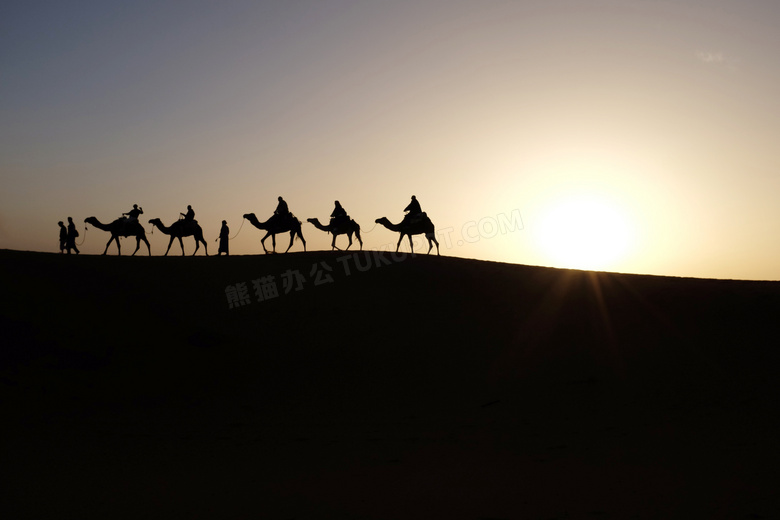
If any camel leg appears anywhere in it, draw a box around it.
[408,234,414,254]
[109,236,121,256]
[178,236,185,256]
[344,232,352,251]
[261,233,271,254]
[355,229,363,251]
[165,236,175,256]
[299,230,306,252]
[285,231,295,253]
[331,234,338,251]
[142,236,151,256]
[132,236,143,256]
[427,232,440,255]
[102,237,113,255]
[396,234,404,253]
[201,237,208,256]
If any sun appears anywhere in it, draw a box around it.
[535,193,634,271]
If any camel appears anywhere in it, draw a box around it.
[375,215,440,255]
[243,213,307,254]
[84,217,151,256]
[306,217,362,251]
[148,218,208,256]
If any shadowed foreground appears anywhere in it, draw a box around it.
[2,249,779,519]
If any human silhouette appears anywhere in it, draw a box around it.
[402,195,422,224]
[268,196,293,228]
[330,200,348,227]
[58,221,67,253]
[66,217,80,255]
[217,220,230,256]
[274,196,290,219]
[123,204,143,222]
[180,205,195,222]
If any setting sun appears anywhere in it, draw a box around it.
[535,193,634,271]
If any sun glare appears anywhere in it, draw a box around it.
[535,194,634,271]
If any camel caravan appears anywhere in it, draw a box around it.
[81,196,440,256]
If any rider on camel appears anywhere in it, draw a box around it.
[180,205,195,222]
[330,200,348,228]
[403,195,422,224]
[123,204,143,222]
[178,204,196,231]
[273,196,290,223]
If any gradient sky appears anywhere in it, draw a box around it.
[2,0,779,279]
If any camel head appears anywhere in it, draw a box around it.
[306,218,318,224]
[148,218,162,227]
[375,217,388,224]
[84,217,97,225]
[243,213,255,220]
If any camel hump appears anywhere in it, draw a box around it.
[118,218,141,233]
[180,219,199,231]
[117,216,136,226]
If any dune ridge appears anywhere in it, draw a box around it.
[2,249,779,519]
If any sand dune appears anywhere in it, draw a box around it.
[2,249,779,519]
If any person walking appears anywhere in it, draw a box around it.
[58,221,68,253]
[217,220,230,256]
[66,217,80,255]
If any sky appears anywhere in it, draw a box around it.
[2,0,780,280]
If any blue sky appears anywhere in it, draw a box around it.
[3,0,780,279]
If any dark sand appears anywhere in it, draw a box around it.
[2,249,779,518]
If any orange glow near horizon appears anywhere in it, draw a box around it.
[535,192,635,272]
[3,2,780,280]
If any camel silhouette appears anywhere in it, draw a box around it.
[307,217,362,251]
[375,215,440,255]
[148,218,208,256]
[84,217,151,256]
[243,213,307,254]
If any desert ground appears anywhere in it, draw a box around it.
[2,248,779,519]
